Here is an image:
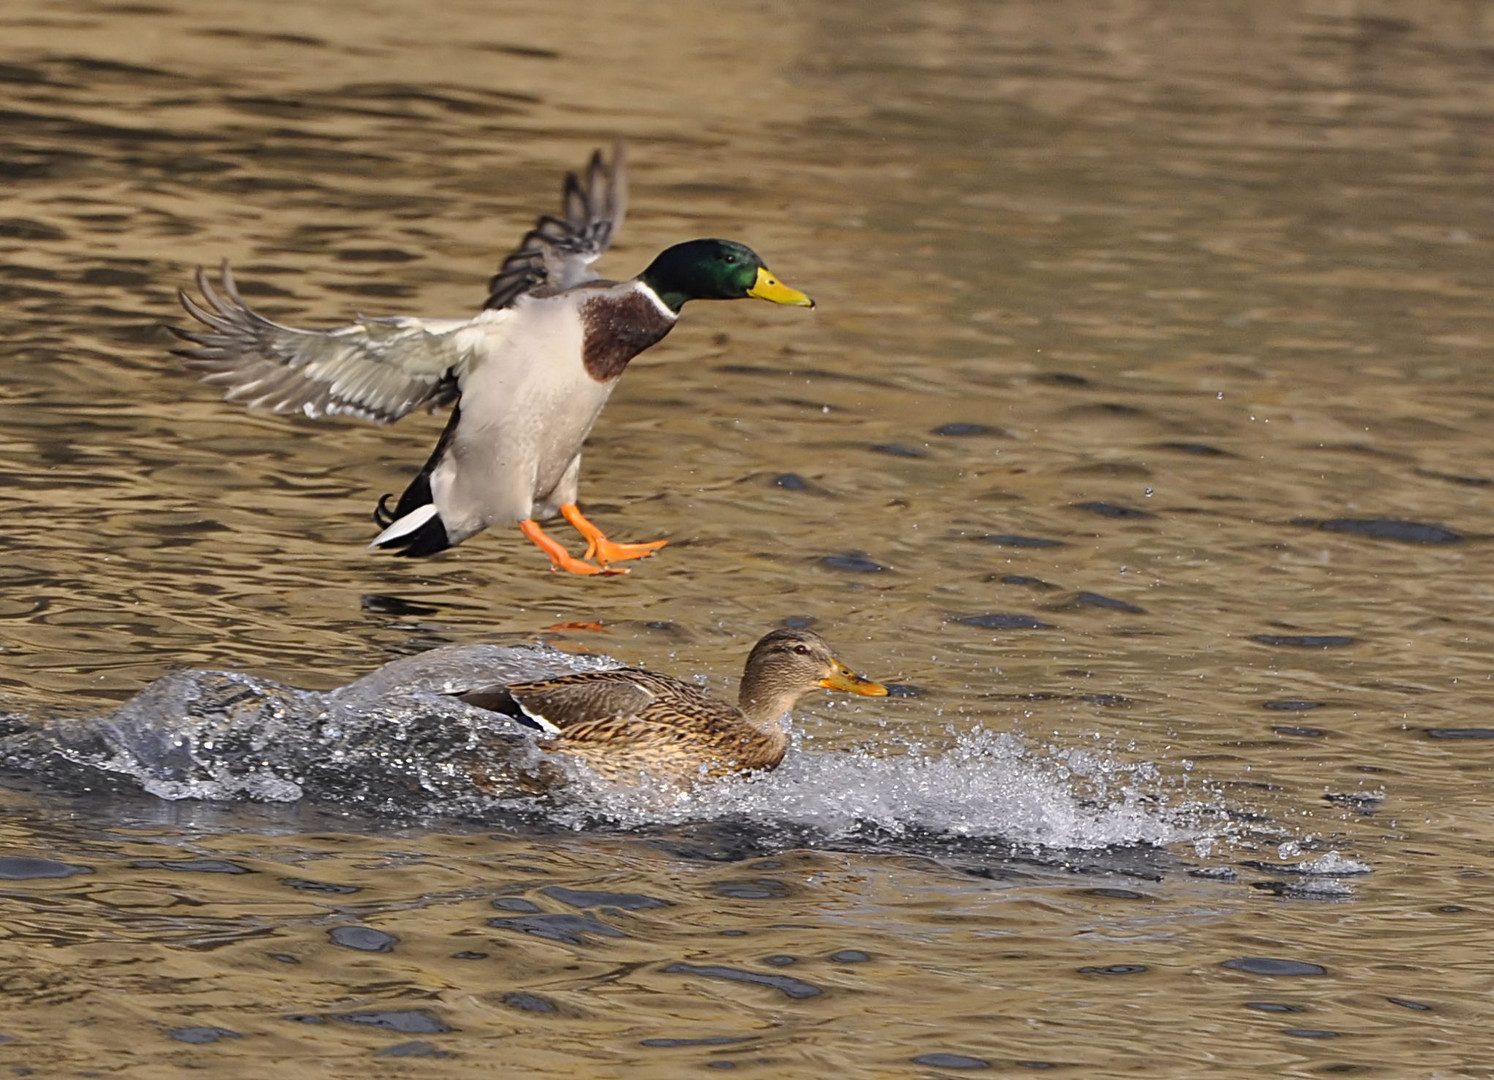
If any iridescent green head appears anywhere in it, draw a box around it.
[639,239,814,314]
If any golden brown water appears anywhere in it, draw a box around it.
[4,0,1494,1074]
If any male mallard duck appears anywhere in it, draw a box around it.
[171,143,813,575]
[456,628,888,786]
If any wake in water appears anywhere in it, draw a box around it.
[0,643,1221,854]
[542,728,1208,852]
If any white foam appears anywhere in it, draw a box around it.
[140,770,304,803]
[1293,851,1373,876]
[539,727,1217,852]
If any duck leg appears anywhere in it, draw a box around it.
[518,519,623,576]
[560,504,669,567]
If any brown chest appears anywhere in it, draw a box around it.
[579,291,677,381]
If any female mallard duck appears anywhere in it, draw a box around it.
[170,143,813,575]
[457,628,888,786]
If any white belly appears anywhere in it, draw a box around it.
[430,297,617,536]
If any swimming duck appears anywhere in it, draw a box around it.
[171,143,814,575]
[456,628,888,786]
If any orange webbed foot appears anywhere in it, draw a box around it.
[587,536,669,565]
[561,504,668,568]
[549,554,628,577]
[519,519,626,577]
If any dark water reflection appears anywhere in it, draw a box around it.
[3,0,1494,1075]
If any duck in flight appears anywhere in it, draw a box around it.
[171,143,814,575]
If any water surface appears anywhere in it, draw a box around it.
[3,0,1494,1075]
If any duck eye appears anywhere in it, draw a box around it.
[792,644,811,656]
[723,254,737,264]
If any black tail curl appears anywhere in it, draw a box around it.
[373,494,398,529]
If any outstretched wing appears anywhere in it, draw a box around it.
[172,263,493,423]
[483,142,628,310]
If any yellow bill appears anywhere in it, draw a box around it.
[818,658,889,697]
[749,266,815,308]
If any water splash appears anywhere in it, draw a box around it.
[0,644,1220,854]
[533,727,1211,852]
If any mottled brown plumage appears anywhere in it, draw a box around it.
[460,629,887,786]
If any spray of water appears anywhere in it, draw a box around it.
[0,646,1230,856]
[517,726,1217,852]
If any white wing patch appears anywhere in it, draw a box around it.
[515,703,564,736]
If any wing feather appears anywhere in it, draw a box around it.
[483,142,628,310]
[506,671,659,733]
[171,262,492,424]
